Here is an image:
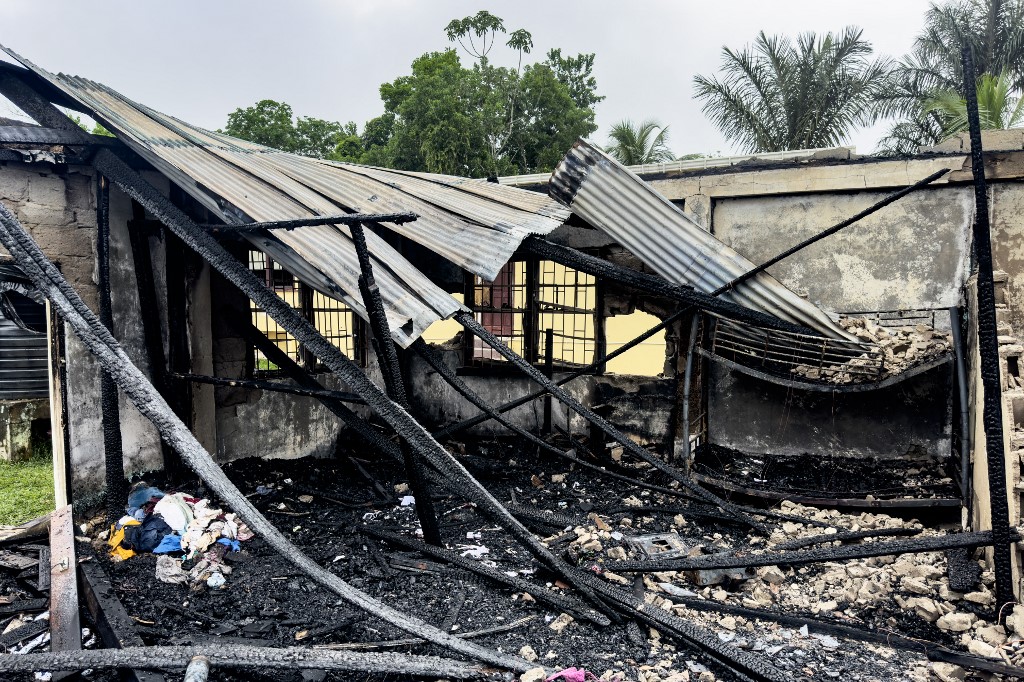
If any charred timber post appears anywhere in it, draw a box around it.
[126,203,185,478]
[349,221,442,547]
[96,174,125,522]
[963,45,1015,611]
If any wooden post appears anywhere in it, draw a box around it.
[49,505,80,662]
[45,301,70,507]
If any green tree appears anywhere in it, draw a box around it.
[224,100,296,151]
[877,0,1024,153]
[223,100,351,159]
[693,27,891,152]
[925,71,1024,135]
[604,119,674,165]
[369,13,600,176]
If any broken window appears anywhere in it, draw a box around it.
[247,249,362,374]
[465,259,601,369]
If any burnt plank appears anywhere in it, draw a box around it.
[79,558,165,682]
[0,598,47,616]
[0,617,47,650]
[49,505,80,656]
[0,550,39,571]
[37,547,50,592]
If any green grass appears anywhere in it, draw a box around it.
[0,452,54,526]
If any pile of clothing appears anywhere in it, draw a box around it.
[107,483,253,589]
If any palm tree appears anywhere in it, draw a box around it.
[604,119,674,165]
[877,0,1024,153]
[693,27,891,153]
[926,71,1024,135]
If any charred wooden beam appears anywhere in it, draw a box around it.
[606,530,1014,573]
[771,527,921,551]
[456,311,765,532]
[666,594,1024,679]
[78,559,165,682]
[350,221,441,546]
[963,44,1015,612]
[0,645,492,679]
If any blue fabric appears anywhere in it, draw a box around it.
[127,486,165,510]
[153,533,182,555]
[217,538,240,552]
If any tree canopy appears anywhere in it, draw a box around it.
[604,119,674,165]
[693,27,891,153]
[877,0,1024,154]
[223,100,355,160]
[222,12,601,177]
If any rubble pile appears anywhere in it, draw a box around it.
[790,318,952,384]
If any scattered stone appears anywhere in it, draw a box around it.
[550,473,566,484]
[899,576,933,596]
[518,645,538,663]
[936,612,976,632]
[718,616,736,630]
[606,546,627,561]
[967,639,998,658]
[975,624,1007,646]
[931,662,967,682]
[521,668,546,682]
[964,588,995,606]
[758,566,786,585]
[549,613,574,634]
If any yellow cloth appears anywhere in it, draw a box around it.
[108,519,140,561]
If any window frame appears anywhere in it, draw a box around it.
[247,250,366,377]
[462,256,605,374]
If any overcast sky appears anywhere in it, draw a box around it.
[0,0,937,158]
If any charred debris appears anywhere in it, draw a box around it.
[0,46,1018,682]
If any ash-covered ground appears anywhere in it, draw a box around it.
[0,437,1010,682]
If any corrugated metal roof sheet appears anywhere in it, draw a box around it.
[550,140,853,340]
[1,47,571,346]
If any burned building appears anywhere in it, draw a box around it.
[0,46,1021,682]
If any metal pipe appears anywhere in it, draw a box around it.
[680,314,701,472]
[963,44,1015,611]
[96,173,125,522]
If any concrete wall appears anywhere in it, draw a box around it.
[0,162,163,497]
[712,188,974,314]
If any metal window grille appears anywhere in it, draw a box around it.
[465,259,601,368]
[536,259,598,367]
[247,249,360,374]
[468,260,529,363]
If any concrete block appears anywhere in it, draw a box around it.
[27,173,67,209]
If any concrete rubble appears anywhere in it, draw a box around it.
[791,318,953,384]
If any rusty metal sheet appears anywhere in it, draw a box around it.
[549,140,852,339]
[0,47,569,345]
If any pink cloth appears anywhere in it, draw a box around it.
[546,669,595,682]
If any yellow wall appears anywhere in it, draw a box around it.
[605,310,666,376]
